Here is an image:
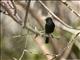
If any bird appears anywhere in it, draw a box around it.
[45,17,55,43]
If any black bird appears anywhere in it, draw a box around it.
[45,17,55,43]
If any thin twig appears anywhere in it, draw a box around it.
[7,1,13,9]
[19,50,24,60]
[10,0,22,22]
[10,0,17,15]
[23,0,31,27]
[19,49,37,60]
[61,1,80,18]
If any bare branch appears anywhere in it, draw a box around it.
[23,0,31,27]
[0,2,22,25]
[10,0,17,15]
[61,1,80,18]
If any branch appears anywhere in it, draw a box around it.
[23,0,31,27]
[10,0,17,15]
[61,1,80,18]
[0,2,22,25]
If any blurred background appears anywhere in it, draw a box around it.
[0,0,80,60]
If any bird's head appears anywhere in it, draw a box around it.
[45,17,53,22]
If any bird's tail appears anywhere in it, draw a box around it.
[45,36,49,43]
